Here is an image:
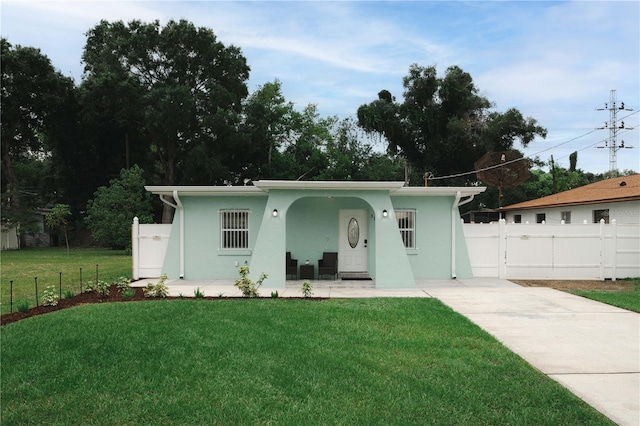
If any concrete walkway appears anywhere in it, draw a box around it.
[135,277,639,425]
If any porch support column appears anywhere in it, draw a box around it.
[250,191,295,289]
[365,193,416,288]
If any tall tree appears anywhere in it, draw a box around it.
[45,204,71,253]
[1,38,77,230]
[82,19,250,222]
[357,64,547,185]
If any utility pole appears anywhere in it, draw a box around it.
[596,89,634,177]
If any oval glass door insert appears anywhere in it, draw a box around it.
[348,217,359,248]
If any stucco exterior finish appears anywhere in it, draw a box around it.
[149,181,483,288]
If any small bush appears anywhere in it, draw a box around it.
[234,265,267,298]
[63,289,75,299]
[301,280,313,298]
[83,280,96,293]
[16,300,30,313]
[41,285,59,307]
[144,274,169,298]
[95,280,110,297]
[194,287,204,298]
[121,289,135,299]
[116,276,131,293]
[271,290,279,298]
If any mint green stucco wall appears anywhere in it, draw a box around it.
[391,195,474,279]
[162,196,267,280]
[160,189,474,286]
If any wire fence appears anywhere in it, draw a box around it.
[6,264,106,314]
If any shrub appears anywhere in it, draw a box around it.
[194,287,204,298]
[95,280,111,298]
[116,276,131,293]
[16,300,30,313]
[121,289,135,299]
[85,165,153,249]
[83,280,96,293]
[143,274,169,298]
[271,290,279,298]
[301,280,313,298]
[63,289,75,299]
[41,285,59,307]
[234,265,267,298]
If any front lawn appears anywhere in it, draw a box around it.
[1,298,612,425]
[571,278,640,312]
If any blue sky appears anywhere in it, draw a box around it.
[2,0,639,175]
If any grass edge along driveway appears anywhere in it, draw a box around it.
[1,298,613,425]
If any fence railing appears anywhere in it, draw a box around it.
[463,219,640,280]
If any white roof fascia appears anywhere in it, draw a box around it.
[144,186,266,197]
[252,180,406,192]
[145,182,486,197]
[393,186,486,197]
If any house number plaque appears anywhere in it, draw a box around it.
[348,218,359,248]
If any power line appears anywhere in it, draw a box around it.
[429,109,638,182]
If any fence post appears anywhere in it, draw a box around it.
[59,272,62,300]
[132,217,140,280]
[35,277,39,307]
[95,264,99,284]
[611,219,617,281]
[79,267,83,293]
[10,280,13,313]
[499,219,506,279]
[599,219,605,280]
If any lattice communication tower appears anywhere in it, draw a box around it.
[596,90,634,177]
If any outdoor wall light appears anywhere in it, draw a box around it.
[382,210,388,218]
[272,209,278,217]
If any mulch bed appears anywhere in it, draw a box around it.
[1,284,327,326]
[1,285,149,326]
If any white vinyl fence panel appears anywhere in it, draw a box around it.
[463,219,640,280]
[132,217,171,279]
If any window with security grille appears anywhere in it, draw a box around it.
[395,209,416,249]
[220,210,249,249]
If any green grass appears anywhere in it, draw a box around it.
[571,278,640,313]
[0,247,131,314]
[1,299,612,425]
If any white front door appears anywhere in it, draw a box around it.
[339,210,369,273]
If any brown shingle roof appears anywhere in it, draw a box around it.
[500,174,640,211]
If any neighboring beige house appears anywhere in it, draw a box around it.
[499,174,640,225]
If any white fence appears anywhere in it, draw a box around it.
[132,218,171,280]
[463,219,640,280]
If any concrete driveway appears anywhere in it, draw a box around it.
[420,278,639,426]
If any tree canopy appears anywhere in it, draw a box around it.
[2,26,631,248]
[82,19,250,222]
[1,38,77,232]
[357,64,547,185]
